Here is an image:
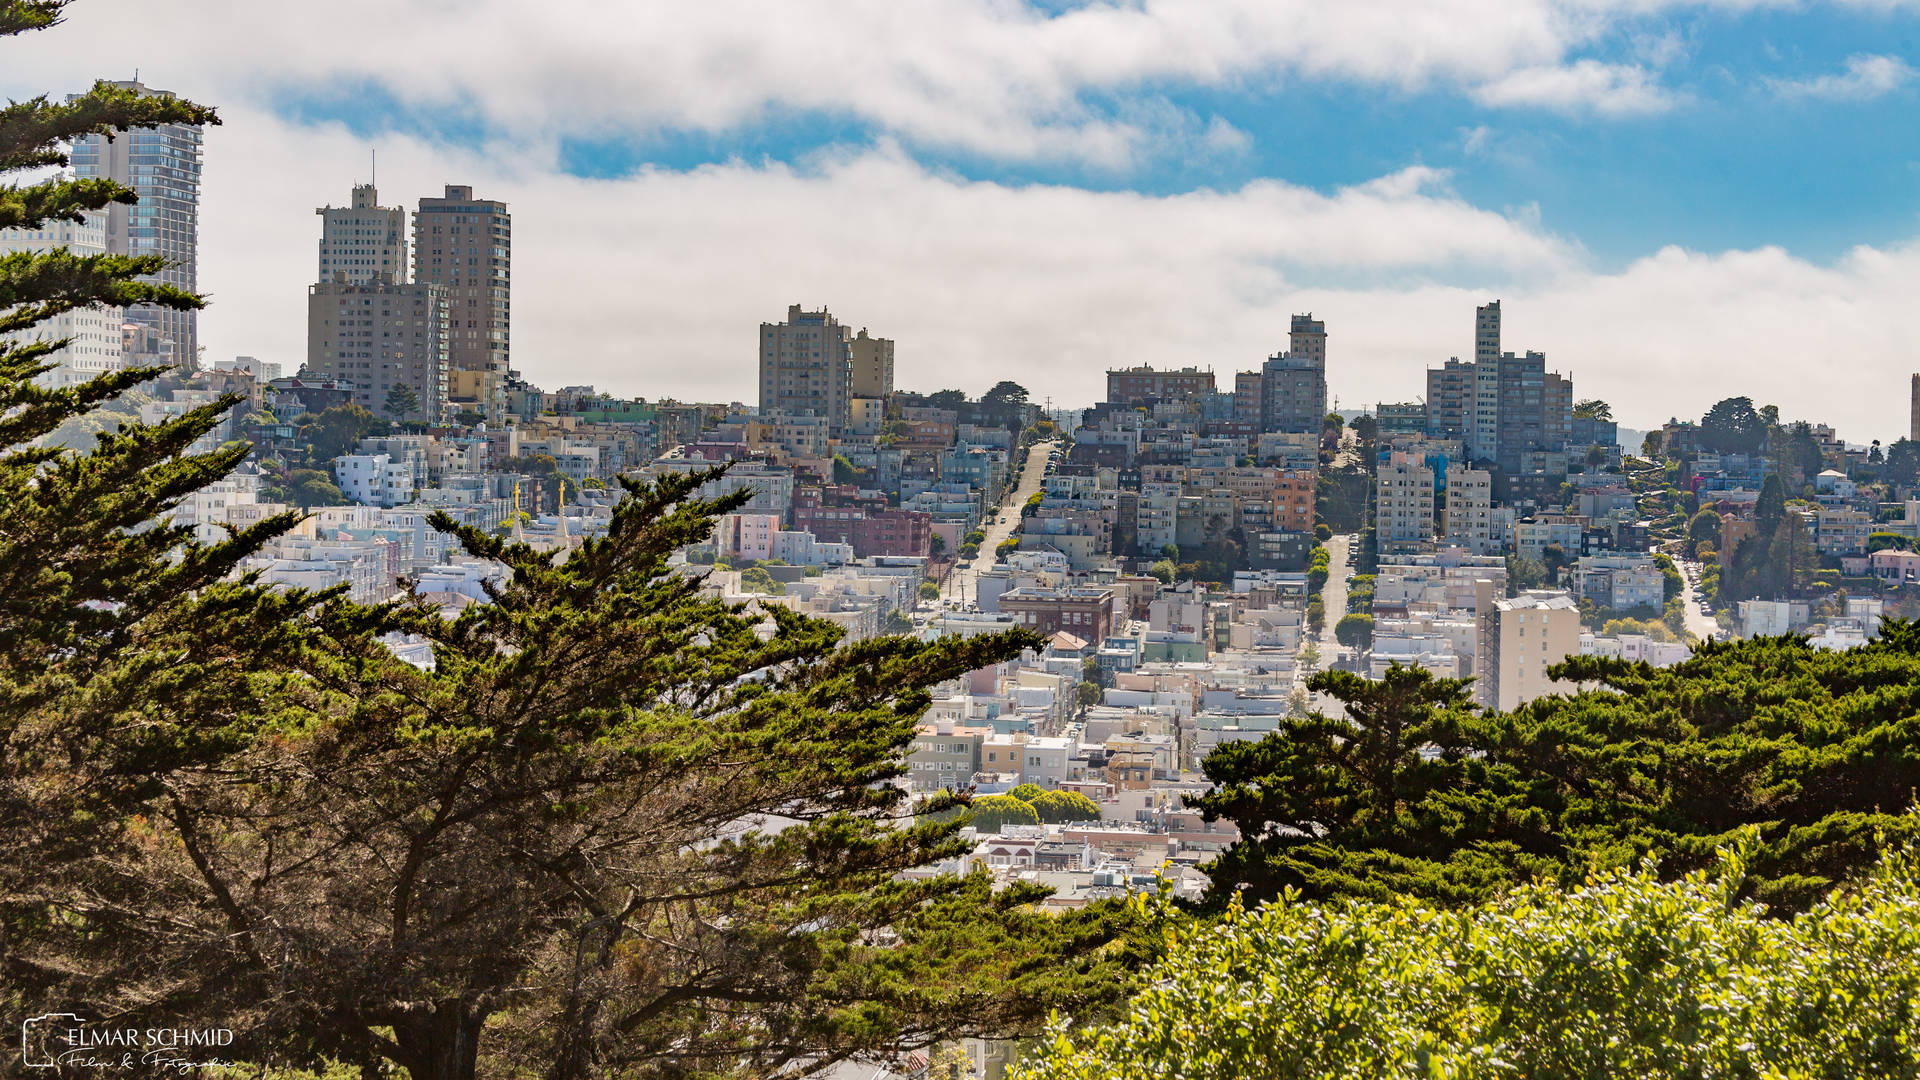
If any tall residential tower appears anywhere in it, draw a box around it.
[69,79,203,368]
[317,183,408,285]
[760,304,855,435]
[413,185,510,419]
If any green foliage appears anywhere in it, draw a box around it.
[830,453,864,485]
[1007,783,1047,802]
[1075,681,1103,710]
[1334,612,1373,649]
[1198,627,1920,913]
[1573,397,1613,421]
[969,793,1041,832]
[1306,547,1330,593]
[382,382,420,423]
[1344,573,1374,614]
[1505,553,1547,594]
[1019,839,1920,1080]
[297,403,387,463]
[918,580,942,600]
[1313,522,1332,542]
[1028,789,1103,824]
[1870,532,1914,553]
[1146,558,1175,585]
[1701,395,1768,455]
[738,565,785,594]
[1195,666,1478,909]
[997,537,1022,558]
[1315,467,1369,533]
[965,529,987,545]
[288,467,344,508]
[1886,438,1920,488]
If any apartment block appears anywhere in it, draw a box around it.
[307,280,450,423]
[1570,554,1665,611]
[998,586,1117,641]
[414,185,510,418]
[849,327,895,398]
[0,212,123,386]
[1257,314,1328,435]
[760,304,855,436]
[1106,365,1216,405]
[317,183,408,285]
[1442,464,1495,554]
[70,80,202,366]
[1475,586,1581,712]
[1376,459,1436,555]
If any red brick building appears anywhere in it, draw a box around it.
[998,586,1117,641]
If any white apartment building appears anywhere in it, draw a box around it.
[0,212,125,386]
[316,183,409,285]
[1570,554,1665,612]
[1580,633,1692,667]
[1376,459,1436,555]
[334,453,418,507]
[1442,464,1496,554]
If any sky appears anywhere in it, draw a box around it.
[7,0,1920,438]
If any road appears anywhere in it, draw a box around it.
[937,438,1060,608]
[1676,557,1723,642]
[1304,533,1353,714]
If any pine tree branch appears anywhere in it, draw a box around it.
[0,0,67,37]
[0,81,219,173]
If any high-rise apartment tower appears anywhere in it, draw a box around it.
[318,183,408,285]
[69,79,202,368]
[760,305,855,435]
[413,185,509,419]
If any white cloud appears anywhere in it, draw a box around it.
[1765,53,1916,101]
[185,107,1920,441]
[1470,59,1677,114]
[0,0,1695,166]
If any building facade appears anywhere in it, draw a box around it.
[849,328,895,398]
[1257,314,1328,435]
[1105,365,1216,405]
[1442,465,1495,554]
[1377,459,1436,555]
[1476,586,1581,712]
[413,185,510,418]
[760,304,855,436]
[317,183,409,285]
[0,212,124,386]
[307,280,451,423]
[70,79,202,367]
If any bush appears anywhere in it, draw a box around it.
[1017,839,1920,1080]
[1026,789,1102,824]
[967,794,1040,832]
[1314,522,1333,542]
[1148,559,1176,585]
[917,581,941,600]
[1007,783,1047,802]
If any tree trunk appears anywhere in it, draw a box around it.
[392,1004,486,1080]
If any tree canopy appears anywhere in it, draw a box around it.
[1700,396,1769,455]
[1197,631,1920,912]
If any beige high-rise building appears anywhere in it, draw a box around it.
[317,183,408,285]
[759,304,854,436]
[307,280,450,424]
[1911,373,1919,443]
[849,328,895,398]
[414,185,509,419]
[1442,464,1495,554]
[1475,585,1580,712]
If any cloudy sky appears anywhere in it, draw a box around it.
[9,0,1920,437]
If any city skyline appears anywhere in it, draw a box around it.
[6,2,1920,437]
